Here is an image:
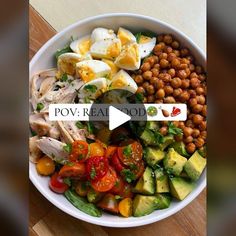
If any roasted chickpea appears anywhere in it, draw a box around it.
[143,71,152,80]
[159,126,168,135]
[186,119,194,128]
[179,91,190,102]
[157,35,164,42]
[150,76,158,85]
[177,69,188,79]
[195,137,205,148]
[175,134,183,142]
[146,85,155,95]
[162,73,171,83]
[156,88,165,99]
[147,95,155,103]
[184,136,193,144]
[189,64,195,71]
[196,87,205,95]
[199,74,206,82]
[164,96,175,103]
[199,120,207,131]
[196,95,206,105]
[154,43,165,54]
[171,77,182,88]
[168,68,176,77]
[136,86,145,94]
[134,75,143,84]
[173,50,180,57]
[142,82,150,90]
[163,34,173,44]
[180,48,189,57]
[145,57,155,67]
[155,79,164,89]
[189,89,197,98]
[167,52,176,62]
[186,143,196,154]
[192,104,203,113]
[192,128,200,138]
[155,99,164,104]
[195,65,203,74]
[202,105,207,116]
[183,127,193,137]
[173,88,183,98]
[141,62,151,72]
[200,131,207,140]
[192,114,203,125]
[190,72,198,79]
[181,79,190,89]
[153,63,160,69]
[171,41,180,49]
[160,59,169,68]
[165,46,173,54]
[178,122,185,129]
[164,85,174,95]
[143,97,147,103]
[190,77,200,88]
[171,58,181,68]
[178,63,188,70]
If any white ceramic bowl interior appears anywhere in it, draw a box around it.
[30,13,206,228]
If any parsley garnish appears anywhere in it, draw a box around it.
[115,195,122,200]
[154,131,164,144]
[168,122,183,135]
[84,84,97,93]
[135,32,142,43]
[129,163,138,170]
[87,121,96,134]
[135,93,144,102]
[63,143,72,153]
[63,177,71,186]
[36,102,44,111]
[60,73,68,82]
[55,45,73,60]
[121,169,136,183]
[90,166,96,180]
[75,121,84,129]
[123,145,132,157]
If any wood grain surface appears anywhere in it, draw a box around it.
[29,5,206,236]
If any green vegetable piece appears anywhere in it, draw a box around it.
[75,121,84,129]
[64,189,102,217]
[84,84,97,93]
[60,73,68,82]
[87,188,104,203]
[55,45,73,60]
[155,193,171,209]
[121,169,136,183]
[63,143,72,153]
[36,102,44,112]
[184,151,206,181]
[154,168,170,193]
[168,122,183,135]
[198,145,206,157]
[146,121,160,131]
[171,141,190,157]
[140,129,158,146]
[145,147,165,168]
[159,135,175,151]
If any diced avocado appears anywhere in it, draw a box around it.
[163,148,187,176]
[171,141,190,157]
[159,135,175,151]
[198,145,206,158]
[169,177,195,200]
[154,168,169,193]
[146,121,159,131]
[87,188,104,203]
[155,193,172,209]
[184,151,206,181]
[140,129,157,146]
[145,147,165,168]
[133,195,158,217]
[133,167,155,195]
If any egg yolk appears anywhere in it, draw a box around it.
[78,39,91,55]
[118,30,131,45]
[107,41,121,59]
[139,35,151,44]
[58,58,80,75]
[111,75,127,88]
[102,59,118,77]
[77,66,95,82]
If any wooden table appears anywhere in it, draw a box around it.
[29,5,206,236]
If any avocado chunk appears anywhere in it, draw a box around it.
[171,141,190,157]
[159,135,175,151]
[146,121,159,131]
[133,195,158,217]
[140,129,157,146]
[154,168,169,193]
[164,148,187,176]
[155,193,171,209]
[87,188,104,203]
[184,151,206,181]
[145,147,165,168]
[133,167,155,195]
[169,177,195,200]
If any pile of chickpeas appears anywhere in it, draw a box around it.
[132,34,207,154]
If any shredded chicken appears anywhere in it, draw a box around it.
[29,136,42,163]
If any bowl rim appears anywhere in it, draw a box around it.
[29,12,206,228]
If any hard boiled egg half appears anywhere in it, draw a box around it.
[117,27,136,45]
[91,28,116,43]
[138,35,156,59]
[76,60,111,82]
[70,35,91,56]
[109,70,138,93]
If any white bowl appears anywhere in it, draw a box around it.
[30,13,206,228]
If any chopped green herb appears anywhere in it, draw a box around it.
[123,145,132,157]
[129,163,138,170]
[84,84,97,93]
[63,177,71,186]
[60,73,68,82]
[168,122,183,135]
[36,102,44,111]
[63,143,72,153]
[76,121,84,129]
[55,45,73,60]
[87,121,96,134]
[135,93,144,102]
[90,166,96,180]
[68,79,73,84]
[121,169,136,183]
[154,131,164,144]
[115,195,122,200]
[135,32,142,43]
[135,32,155,43]
[114,180,119,187]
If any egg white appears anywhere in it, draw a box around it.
[70,35,91,55]
[91,27,116,43]
[139,36,156,58]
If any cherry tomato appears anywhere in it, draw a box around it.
[49,172,69,194]
[59,162,86,178]
[36,156,55,176]
[69,140,89,162]
[86,156,109,181]
[120,183,133,198]
[91,166,117,192]
[97,193,119,214]
[110,175,125,195]
[111,127,130,143]
[105,145,117,159]
[89,142,105,157]
[111,152,125,172]
[132,160,145,180]
[117,140,143,166]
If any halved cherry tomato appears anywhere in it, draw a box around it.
[97,193,119,214]
[131,160,145,180]
[59,162,86,178]
[111,152,124,172]
[118,198,133,217]
[69,140,89,162]
[91,166,117,192]
[110,175,125,195]
[105,145,117,159]
[120,183,133,198]
[117,139,143,166]
[89,142,105,157]
[86,156,109,181]
[49,172,69,194]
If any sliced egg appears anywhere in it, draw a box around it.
[90,38,122,60]
[114,42,141,70]
[109,70,138,93]
[102,59,118,78]
[78,77,109,99]
[117,27,136,45]
[57,53,82,75]
[91,28,116,43]
[70,35,91,55]
[139,35,156,58]
[76,60,111,82]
